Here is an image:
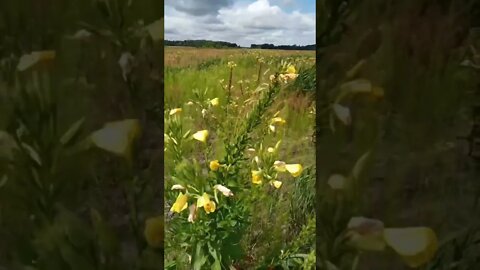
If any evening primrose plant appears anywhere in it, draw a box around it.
[165,59,311,269]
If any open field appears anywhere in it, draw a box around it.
[164,46,316,269]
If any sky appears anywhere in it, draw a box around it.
[164,0,316,47]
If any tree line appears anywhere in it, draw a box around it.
[165,40,315,50]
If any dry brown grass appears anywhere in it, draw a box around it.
[165,46,315,67]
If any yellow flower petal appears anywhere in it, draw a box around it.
[170,193,188,213]
[285,164,303,177]
[169,108,182,116]
[210,98,219,106]
[384,227,438,268]
[251,170,263,185]
[270,117,286,125]
[286,65,296,74]
[197,193,210,208]
[273,160,287,172]
[267,147,275,153]
[271,180,282,189]
[192,130,209,143]
[204,201,216,214]
[144,216,164,248]
[209,160,220,171]
[91,119,141,159]
[17,50,56,71]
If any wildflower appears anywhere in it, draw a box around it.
[267,147,275,153]
[186,101,194,106]
[170,193,188,213]
[197,193,216,214]
[171,184,185,190]
[346,217,386,251]
[214,184,234,197]
[210,98,219,106]
[271,117,286,125]
[209,160,220,171]
[90,119,141,159]
[192,130,208,143]
[227,61,237,68]
[251,170,263,185]
[144,216,164,248]
[271,180,282,189]
[286,65,296,74]
[17,50,56,72]
[188,204,197,223]
[273,161,287,172]
[383,227,438,268]
[169,108,182,116]
[269,125,276,132]
[327,174,346,190]
[333,104,351,125]
[269,74,276,82]
[285,164,303,177]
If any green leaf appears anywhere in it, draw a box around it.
[351,151,371,180]
[60,118,85,146]
[193,243,207,270]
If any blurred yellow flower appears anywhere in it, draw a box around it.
[346,217,386,251]
[90,119,141,159]
[197,193,216,214]
[227,61,237,68]
[384,227,438,268]
[209,160,220,171]
[144,216,164,248]
[192,130,209,143]
[286,65,296,74]
[285,164,303,177]
[267,147,275,153]
[169,108,182,116]
[251,170,263,184]
[271,180,282,189]
[273,160,287,172]
[210,98,219,106]
[271,117,286,125]
[214,184,234,197]
[170,193,188,213]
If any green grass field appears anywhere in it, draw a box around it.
[164,47,316,269]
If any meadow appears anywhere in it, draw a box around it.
[164,46,316,269]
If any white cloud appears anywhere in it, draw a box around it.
[164,0,315,47]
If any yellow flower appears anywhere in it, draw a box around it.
[214,184,234,197]
[209,160,221,171]
[273,160,287,172]
[204,200,216,213]
[210,98,219,106]
[90,119,141,159]
[170,193,188,213]
[269,125,276,132]
[192,130,209,143]
[169,108,182,116]
[251,170,263,185]
[144,216,164,248]
[267,147,275,153]
[227,61,237,68]
[188,204,197,223]
[285,164,303,177]
[384,227,438,268]
[346,217,386,251]
[197,193,216,214]
[271,180,282,189]
[17,50,56,72]
[286,65,296,74]
[270,117,286,125]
